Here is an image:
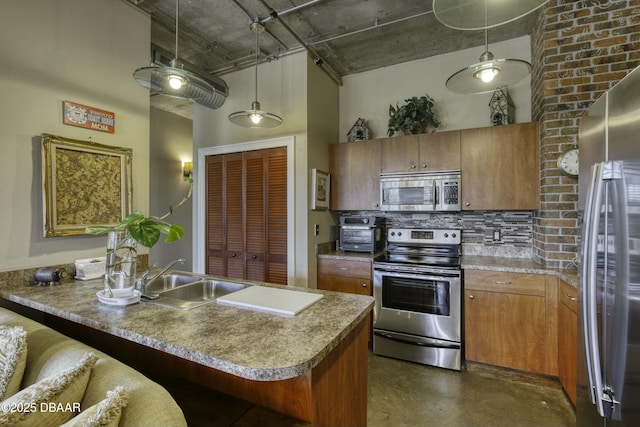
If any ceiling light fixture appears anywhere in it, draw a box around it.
[228,21,283,128]
[132,0,226,109]
[445,4,531,95]
[433,0,550,30]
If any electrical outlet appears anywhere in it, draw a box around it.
[493,229,502,242]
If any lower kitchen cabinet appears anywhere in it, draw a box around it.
[317,258,372,296]
[318,257,373,345]
[464,270,558,375]
[557,279,578,406]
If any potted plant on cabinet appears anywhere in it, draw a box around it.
[387,94,441,137]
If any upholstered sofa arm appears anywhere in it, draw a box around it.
[0,307,187,427]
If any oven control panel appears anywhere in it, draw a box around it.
[387,228,460,245]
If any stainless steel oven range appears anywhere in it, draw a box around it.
[373,228,462,370]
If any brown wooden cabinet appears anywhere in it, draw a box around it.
[205,147,287,284]
[317,258,372,296]
[318,257,372,345]
[329,140,381,211]
[460,122,540,210]
[464,270,557,375]
[381,131,461,173]
[558,279,578,406]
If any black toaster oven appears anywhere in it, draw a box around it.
[338,215,384,253]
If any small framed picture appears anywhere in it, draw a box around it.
[311,169,330,210]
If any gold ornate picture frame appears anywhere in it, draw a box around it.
[42,133,133,237]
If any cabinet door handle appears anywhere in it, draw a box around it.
[339,267,349,271]
[495,281,512,285]
[410,163,416,169]
[422,163,427,168]
[231,253,236,257]
[252,255,257,260]
[373,202,379,208]
[465,201,470,206]
[565,293,577,301]
[362,283,367,287]
[468,294,475,300]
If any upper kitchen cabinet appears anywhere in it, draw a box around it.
[461,122,540,210]
[380,131,461,173]
[330,139,381,211]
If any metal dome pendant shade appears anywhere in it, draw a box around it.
[445,23,531,94]
[132,0,225,109]
[229,21,283,128]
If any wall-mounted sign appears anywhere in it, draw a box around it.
[63,100,115,134]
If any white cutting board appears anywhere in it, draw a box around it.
[217,286,323,316]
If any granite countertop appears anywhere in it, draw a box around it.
[461,255,578,288]
[0,278,373,382]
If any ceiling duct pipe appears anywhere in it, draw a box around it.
[258,0,343,86]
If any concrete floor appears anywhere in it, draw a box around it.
[368,353,576,427]
[166,352,576,426]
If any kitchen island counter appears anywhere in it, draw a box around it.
[0,278,373,426]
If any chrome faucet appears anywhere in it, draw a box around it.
[136,258,186,295]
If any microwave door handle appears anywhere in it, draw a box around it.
[433,180,438,210]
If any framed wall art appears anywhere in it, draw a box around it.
[42,133,133,237]
[311,168,330,210]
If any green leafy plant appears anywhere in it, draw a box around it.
[86,177,193,248]
[387,94,441,137]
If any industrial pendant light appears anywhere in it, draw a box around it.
[132,0,226,109]
[228,21,283,128]
[433,0,550,30]
[445,6,531,94]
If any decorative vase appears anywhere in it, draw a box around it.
[104,230,137,297]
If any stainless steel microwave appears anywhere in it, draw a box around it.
[380,171,461,211]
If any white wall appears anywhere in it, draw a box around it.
[306,56,339,288]
[0,0,150,272]
[149,108,193,269]
[339,35,532,140]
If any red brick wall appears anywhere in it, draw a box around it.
[531,0,640,268]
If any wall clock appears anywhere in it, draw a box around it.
[557,147,579,177]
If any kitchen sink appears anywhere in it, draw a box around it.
[147,279,247,310]
[142,271,209,296]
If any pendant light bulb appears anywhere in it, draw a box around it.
[168,75,184,89]
[475,67,500,83]
[250,113,262,124]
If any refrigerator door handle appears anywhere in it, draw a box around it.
[581,162,607,417]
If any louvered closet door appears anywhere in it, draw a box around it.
[245,150,266,281]
[225,153,244,278]
[205,147,287,284]
[266,148,287,284]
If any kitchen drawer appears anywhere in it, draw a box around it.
[464,270,546,296]
[559,279,578,313]
[318,258,371,280]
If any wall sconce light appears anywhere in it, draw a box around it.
[182,161,193,179]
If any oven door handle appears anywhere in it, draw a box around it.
[374,331,460,349]
[373,267,461,279]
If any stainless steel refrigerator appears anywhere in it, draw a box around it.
[578,65,640,426]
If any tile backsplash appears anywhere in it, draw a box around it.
[338,211,534,258]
